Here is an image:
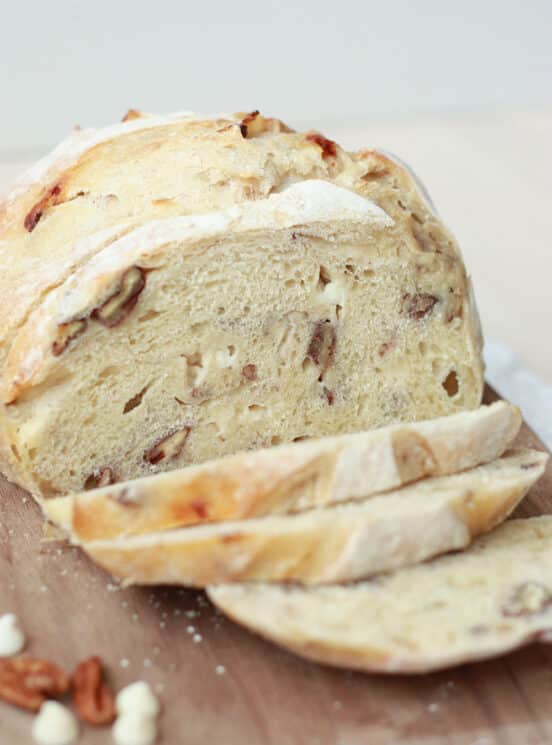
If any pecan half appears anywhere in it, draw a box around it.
[52,319,88,356]
[502,582,552,618]
[402,293,439,321]
[305,133,337,159]
[24,184,62,232]
[0,658,69,712]
[242,364,257,381]
[84,467,117,491]
[92,267,146,328]
[72,656,115,726]
[144,426,191,465]
[307,321,336,378]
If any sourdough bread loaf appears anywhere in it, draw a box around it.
[74,451,546,587]
[43,402,520,540]
[209,513,552,673]
[0,111,484,499]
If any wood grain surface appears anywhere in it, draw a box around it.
[0,386,550,745]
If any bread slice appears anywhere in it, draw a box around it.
[76,450,546,588]
[43,402,520,540]
[209,513,552,674]
[0,111,483,500]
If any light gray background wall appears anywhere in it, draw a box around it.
[1,0,551,150]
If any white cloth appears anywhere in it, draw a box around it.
[485,340,552,449]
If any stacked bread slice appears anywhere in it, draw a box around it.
[57,450,546,589]
[209,517,552,673]
[44,401,550,673]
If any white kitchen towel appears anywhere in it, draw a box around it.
[485,339,552,449]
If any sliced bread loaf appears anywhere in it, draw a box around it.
[209,514,552,673]
[0,112,483,500]
[76,450,546,587]
[43,402,520,539]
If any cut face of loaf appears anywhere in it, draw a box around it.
[43,402,521,540]
[0,176,483,498]
[0,111,483,499]
[0,110,466,364]
[76,450,547,587]
[209,515,552,674]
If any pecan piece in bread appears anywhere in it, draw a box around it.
[242,364,257,381]
[144,426,191,465]
[92,267,146,328]
[445,287,463,323]
[409,219,438,253]
[402,293,439,321]
[307,321,336,378]
[84,467,117,491]
[442,370,459,397]
[238,110,292,138]
[239,110,261,138]
[52,319,88,357]
[121,109,143,122]
[305,133,338,159]
[323,387,335,405]
[24,184,62,232]
[502,583,552,618]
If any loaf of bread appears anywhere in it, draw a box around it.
[0,111,483,499]
[209,514,552,673]
[43,402,520,539]
[70,450,545,587]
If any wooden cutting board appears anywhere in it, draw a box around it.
[0,386,550,745]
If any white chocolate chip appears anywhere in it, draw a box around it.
[112,715,157,745]
[320,279,346,306]
[32,701,78,745]
[116,681,160,718]
[0,613,26,656]
[113,681,160,745]
[215,349,237,368]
